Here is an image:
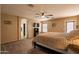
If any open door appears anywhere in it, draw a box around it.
[21,19,27,39]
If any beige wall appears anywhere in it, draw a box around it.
[1,14,34,44]
[47,16,78,33]
[48,18,65,32]
[28,19,34,38]
[1,14,18,44]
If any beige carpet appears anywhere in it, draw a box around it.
[1,38,47,54]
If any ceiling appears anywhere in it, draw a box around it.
[1,4,79,20]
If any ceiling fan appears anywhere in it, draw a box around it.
[27,4,53,21]
[35,12,53,20]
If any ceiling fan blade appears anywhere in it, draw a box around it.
[46,14,53,16]
[45,16,49,18]
[35,15,41,19]
[45,15,53,19]
[36,13,40,15]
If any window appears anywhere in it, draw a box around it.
[66,21,75,33]
[43,23,48,32]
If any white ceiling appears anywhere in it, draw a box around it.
[1,4,79,19]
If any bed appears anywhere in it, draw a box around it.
[33,30,79,54]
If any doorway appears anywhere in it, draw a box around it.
[21,19,27,39]
[66,21,75,33]
[43,23,48,32]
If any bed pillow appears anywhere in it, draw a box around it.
[67,29,79,40]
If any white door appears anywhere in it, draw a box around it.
[67,21,75,33]
[43,23,48,32]
[21,19,27,39]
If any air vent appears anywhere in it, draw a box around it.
[28,4,34,7]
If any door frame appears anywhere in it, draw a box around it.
[19,18,28,40]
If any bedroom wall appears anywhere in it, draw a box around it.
[28,19,34,38]
[1,14,18,44]
[47,16,78,33]
[1,14,34,44]
[48,18,65,32]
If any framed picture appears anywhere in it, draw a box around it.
[4,20,12,24]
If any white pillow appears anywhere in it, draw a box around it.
[67,29,79,40]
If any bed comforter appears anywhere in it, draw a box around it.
[34,32,68,50]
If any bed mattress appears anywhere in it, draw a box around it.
[34,32,68,50]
